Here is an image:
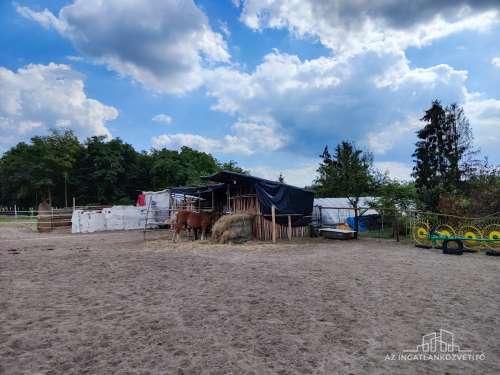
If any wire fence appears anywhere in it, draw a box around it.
[2,203,499,249]
[312,206,415,242]
[313,205,500,250]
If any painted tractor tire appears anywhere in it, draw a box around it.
[413,222,431,247]
[433,224,456,249]
[486,249,500,256]
[459,225,483,251]
[442,239,464,255]
[483,224,500,250]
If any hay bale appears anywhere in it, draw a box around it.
[212,213,255,244]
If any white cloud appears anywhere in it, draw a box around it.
[231,121,287,151]
[374,59,468,90]
[492,57,500,68]
[249,163,318,187]
[152,133,221,153]
[0,63,118,151]
[17,0,230,94]
[205,50,345,115]
[151,121,286,155]
[366,117,421,155]
[16,5,67,33]
[374,161,413,181]
[464,90,500,149]
[204,49,470,159]
[152,114,173,125]
[239,1,499,56]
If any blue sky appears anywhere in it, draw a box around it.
[1,0,500,186]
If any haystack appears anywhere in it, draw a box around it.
[212,213,255,244]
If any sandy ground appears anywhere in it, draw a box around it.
[1,225,499,375]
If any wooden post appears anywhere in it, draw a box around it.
[288,215,292,240]
[73,197,76,212]
[271,205,276,243]
[14,204,17,218]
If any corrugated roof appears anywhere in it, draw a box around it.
[314,197,376,208]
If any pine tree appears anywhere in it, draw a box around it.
[412,100,474,211]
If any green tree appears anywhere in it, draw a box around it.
[315,141,375,238]
[412,100,474,211]
[0,134,248,208]
[0,130,81,208]
[373,174,416,211]
[438,159,500,216]
[221,160,248,174]
[73,136,143,204]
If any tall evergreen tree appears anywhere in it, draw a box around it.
[412,100,474,211]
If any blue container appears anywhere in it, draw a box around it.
[346,217,366,232]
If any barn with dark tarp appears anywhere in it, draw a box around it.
[201,170,314,240]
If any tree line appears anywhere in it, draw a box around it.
[1,100,498,216]
[0,131,245,209]
[314,100,500,217]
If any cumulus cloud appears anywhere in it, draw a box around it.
[206,51,343,114]
[239,0,499,56]
[17,0,230,94]
[204,49,469,160]
[0,63,118,151]
[151,121,286,155]
[152,114,173,125]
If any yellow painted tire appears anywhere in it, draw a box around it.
[459,225,483,251]
[483,224,500,250]
[433,224,456,248]
[413,222,431,247]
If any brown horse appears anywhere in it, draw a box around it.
[187,211,211,240]
[172,210,211,242]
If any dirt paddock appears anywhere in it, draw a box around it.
[1,225,499,374]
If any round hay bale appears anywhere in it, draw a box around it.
[212,213,255,244]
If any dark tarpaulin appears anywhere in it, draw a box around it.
[170,183,225,196]
[202,171,313,226]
